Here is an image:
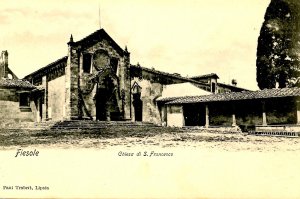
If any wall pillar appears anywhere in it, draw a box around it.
[296,100,300,125]
[160,105,167,126]
[182,106,185,127]
[36,98,41,122]
[42,76,48,121]
[232,104,236,127]
[119,48,131,120]
[232,114,237,127]
[262,101,267,126]
[205,104,209,128]
[64,35,80,120]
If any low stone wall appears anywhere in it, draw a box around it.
[256,124,300,132]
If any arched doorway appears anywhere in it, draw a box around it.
[133,93,142,121]
[132,82,142,121]
[92,49,122,121]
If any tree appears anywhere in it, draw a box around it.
[256,0,300,89]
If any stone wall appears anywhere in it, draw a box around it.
[81,85,97,119]
[0,88,35,127]
[131,77,163,124]
[130,68,204,125]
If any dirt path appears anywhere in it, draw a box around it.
[1,129,299,152]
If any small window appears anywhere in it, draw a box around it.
[110,57,118,73]
[83,53,92,73]
[211,82,216,93]
[19,93,30,107]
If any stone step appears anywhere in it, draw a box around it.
[50,124,158,130]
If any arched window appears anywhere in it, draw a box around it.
[82,53,92,73]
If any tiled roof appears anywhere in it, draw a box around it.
[157,96,182,102]
[191,73,219,79]
[130,65,209,87]
[24,56,67,80]
[0,79,36,89]
[218,82,250,92]
[166,87,300,104]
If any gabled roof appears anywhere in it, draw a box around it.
[24,56,68,80]
[73,28,127,56]
[166,87,300,104]
[24,29,127,80]
[191,73,219,80]
[0,79,36,89]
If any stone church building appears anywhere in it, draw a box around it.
[8,29,241,125]
[9,28,290,130]
[2,28,300,135]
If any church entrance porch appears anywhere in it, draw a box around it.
[94,87,123,121]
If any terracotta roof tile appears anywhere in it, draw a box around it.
[165,87,300,104]
[217,82,250,91]
[131,65,209,87]
[24,56,67,80]
[0,79,36,89]
[190,73,219,79]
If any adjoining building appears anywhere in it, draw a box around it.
[158,87,300,135]
[0,51,39,127]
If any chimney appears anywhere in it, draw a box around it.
[0,50,8,79]
[231,79,237,86]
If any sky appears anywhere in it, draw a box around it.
[0,0,270,90]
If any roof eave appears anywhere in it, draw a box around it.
[24,56,68,80]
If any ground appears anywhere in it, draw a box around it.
[1,127,300,198]
[0,126,300,151]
